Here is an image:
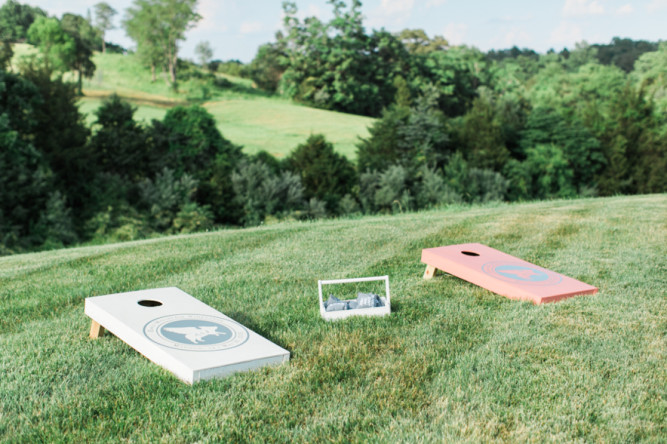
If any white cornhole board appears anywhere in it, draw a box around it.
[318,275,391,321]
[84,287,289,384]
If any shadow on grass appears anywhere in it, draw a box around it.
[82,89,188,108]
[184,82,276,104]
[84,80,276,109]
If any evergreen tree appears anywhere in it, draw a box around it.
[151,105,244,223]
[89,94,149,181]
[284,134,356,214]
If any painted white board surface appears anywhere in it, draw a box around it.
[85,287,289,384]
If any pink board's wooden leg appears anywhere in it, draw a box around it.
[423,264,437,280]
[89,320,105,339]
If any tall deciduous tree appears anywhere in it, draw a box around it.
[27,16,75,74]
[195,40,213,68]
[93,2,117,53]
[60,13,98,95]
[123,0,164,82]
[0,0,46,42]
[124,0,201,88]
[397,29,448,55]
[278,0,409,116]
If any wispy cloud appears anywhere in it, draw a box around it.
[426,0,447,7]
[488,13,535,24]
[500,28,533,49]
[647,0,667,11]
[366,0,415,28]
[616,4,635,15]
[442,23,468,46]
[195,0,227,32]
[381,0,416,15]
[239,21,263,35]
[562,0,604,17]
[550,21,583,47]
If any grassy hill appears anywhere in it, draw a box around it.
[1,194,665,442]
[9,45,374,158]
[78,51,374,158]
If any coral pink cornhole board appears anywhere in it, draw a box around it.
[421,243,597,304]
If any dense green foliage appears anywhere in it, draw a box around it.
[284,134,356,213]
[242,1,665,211]
[123,0,201,87]
[0,0,46,42]
[1,195,665,441]
[2,0,665,253]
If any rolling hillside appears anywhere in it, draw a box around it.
[1,194,665,442]
[78,51,375,158]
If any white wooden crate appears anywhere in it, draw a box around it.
[318,275,391,321]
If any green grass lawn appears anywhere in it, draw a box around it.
[204,99,373,158]
[1,194,665,442]
[77,51,373,159]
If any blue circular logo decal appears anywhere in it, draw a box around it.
[482,261,562,286]
[144,314,249,351]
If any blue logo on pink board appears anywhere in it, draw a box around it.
[482,262,562,286]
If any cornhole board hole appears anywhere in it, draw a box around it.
[318,276,391,321]
[421,243,597,304]
[85,287,289,384]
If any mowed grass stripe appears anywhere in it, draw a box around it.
[0,195,665,442]
[203,99,373,159]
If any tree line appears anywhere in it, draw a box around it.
[1,0,665,255]
[240,1,665,199]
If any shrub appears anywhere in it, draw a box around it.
[338,194,360,216]
[173,202,214,233]
[232,159,305,226]
[89,94,148,181]
[284,134,356,214]
[150,105,244,223]
[138,168,204,232]
[443,152,508,203]
[374,165,411,213]
[416,166,446,209]
[522,144,577,199]
[35,191,78,248]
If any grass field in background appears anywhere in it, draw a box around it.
[79,51,373,158]
[204,99,373,158]
[1,194,665,442]
[10,45,374,159]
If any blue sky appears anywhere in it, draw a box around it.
[26,0,667,62]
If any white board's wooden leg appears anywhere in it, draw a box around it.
[423,264,437,280]
[89,320,105,339]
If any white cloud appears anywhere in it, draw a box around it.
[195,0,227,32]
[239,21,263,35]
[442,23,468,46]
[616,4,635,15]
[426,0,447,7]
[381,0,416,15]
[300,4,329,21]
[500,28,533,48]
[562,0,605,17]
[549,21,583,47]
[366,0,415,28]
[647,0,667,11]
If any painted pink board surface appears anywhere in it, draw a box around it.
[421,243,597,304]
